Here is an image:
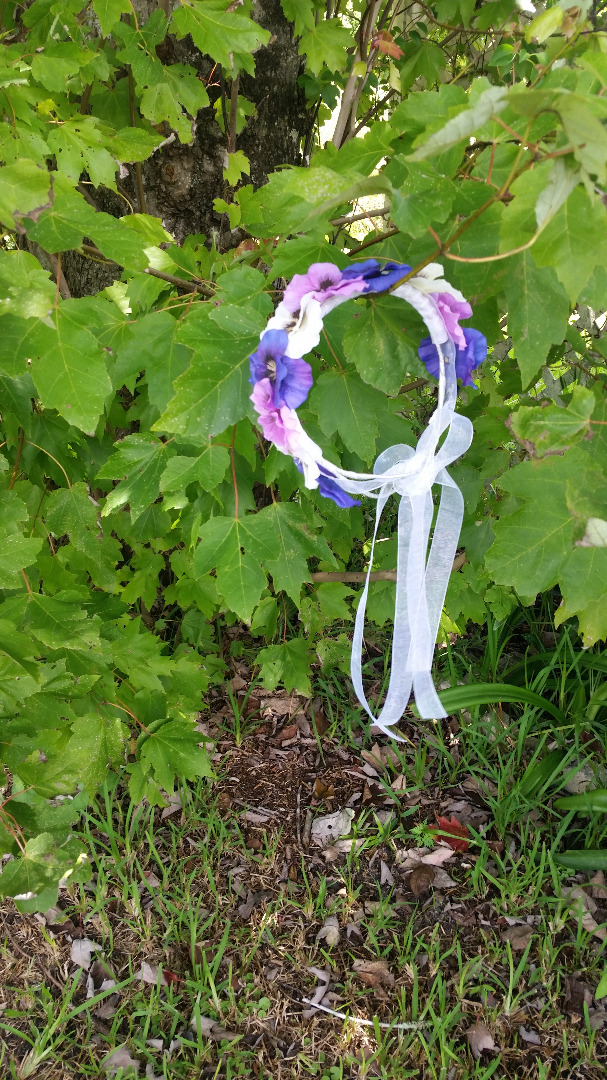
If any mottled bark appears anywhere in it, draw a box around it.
[58,0,312,297]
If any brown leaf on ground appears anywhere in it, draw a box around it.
[421,845,455,867]
[361,744,385,772]
[139,962,168,987]
[432,868,458,890]
[466,1021,496,1059]
[70,938,101,970]
[102,1045,140,1076]
[191,1015,240,1041]
[590,870,607,900]
[409,864,435,897]
[311,807,354,846]
[391,774,407,793]
[565,976,594,1014]
[352,958,395,988]
[310,697,330,735]
[519,1025,542,1045]
[501,924,534,951]
[314,777,335,800]
[316,915,340,946]
[430,814,470,852]
[237,888,272,920]
[278,723,298,743]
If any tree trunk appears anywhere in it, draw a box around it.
[59,1,312,297]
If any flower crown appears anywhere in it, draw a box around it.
[248,259,487,733]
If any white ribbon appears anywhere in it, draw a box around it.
[255,268,475,732]
[323,341,473,731]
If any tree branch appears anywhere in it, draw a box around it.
[311,552,466,584]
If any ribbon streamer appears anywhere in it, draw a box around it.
[249,263,483,732]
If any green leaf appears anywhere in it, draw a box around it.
[342,297,424,395]
[510,386,596,455]
[596,969,607,1000]
[525,6,563,43]
[280,0,315,35]
[45,482,118,590]
[389,161,455,238]
[139,720,212,792]
[0,159,51,227]
[0,534,43,588]
[555,789,607,813]
[29,316,112,433]
[194,514,278,620]
[21,594,101,651]
[533,188,607,304]
[255,638,312,696]
[64,712,128,794]
[485,451,584,597]
[109,618,174,691]
[113,310,191,413]
[503,252,570,389]
[259,502,336,604]
[557,92,607,184]
[171,0,270,75]
[224,150,250,186]
[556,547,607,646]
[298,19,352,75]
[310,370,383,463]
[0,249,56,321]
[97,435,174,522]
[0,832,79,904]
[419,682,565,724]
[154,310,258,443]
[554,849,607,871]
[92,0,131,36]
[160,445,229,493]
[409,85,507,160]
[140,64,210,143]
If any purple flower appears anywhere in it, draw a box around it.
[282,262,367,314]
[249,328,313,409]
[434,292,473,349]
[318,473,360,508]
[418,328,487,388]
[250,378,293,452]
[342,259,412,293]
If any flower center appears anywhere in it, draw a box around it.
[266,358,276,378]
[319,278,335,289]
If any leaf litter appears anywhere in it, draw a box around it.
[3,682,607,1077]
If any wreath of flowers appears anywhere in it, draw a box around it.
[249,259,487,734]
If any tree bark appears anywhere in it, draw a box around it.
[57,0,312,297]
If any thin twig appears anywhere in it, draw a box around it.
[79,243,215,296]
[301,998,429,1030]
[311,553,466,584]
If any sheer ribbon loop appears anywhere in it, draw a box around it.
[249,262,486,736]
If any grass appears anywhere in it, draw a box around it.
[2,616,607,1079]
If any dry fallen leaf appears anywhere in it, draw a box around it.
[316,915,340,947]
[590,870,607,900]
[565,976,594,1014]
[430,814,470,852]
[311,807,354,847]
[380,860,394,886]
[352,958,394,988]
[421,845,455,867]
[102,1045,141,1076]
[466,1021,496,1059]
[278,722,298,743]
[314,777,335,800]
[70,938,101,970]
[501,924,534,951]
[432,868,458,889]
[519,1025,542,1046]
[139,962,168,987]
[409,864,435,897]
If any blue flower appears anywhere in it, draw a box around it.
[342,259,412,293]
[318,470,360,508]
[418,328,487,387]
[249,328,313,409]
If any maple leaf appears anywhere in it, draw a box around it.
[429,814,470,852]
[372,30,404,59]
